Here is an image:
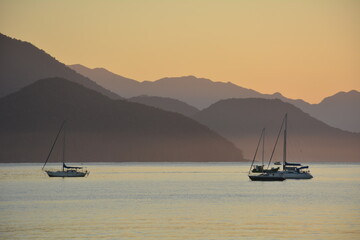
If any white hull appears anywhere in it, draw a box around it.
[42,122,89,178]
[251,114,314,180]
[46,170,89,177]
[281,171,313,179]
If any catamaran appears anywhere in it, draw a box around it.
[42,121,89,177]
[270,114,313,180]
[248,128,285,181]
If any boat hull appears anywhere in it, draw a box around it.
[249,174,285,181]
[282,172,313,179]
[45,170,89,177]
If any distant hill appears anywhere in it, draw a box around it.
[129,95,199,117]
[193,98,360,162]
[69,64,139,96]
[140,76,264,109]
[69,64,360,132]
[68,64,264,107]
[306,90,360,132]
[0,77,244,163]
[0,33,119,99]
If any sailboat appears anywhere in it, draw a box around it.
[42,121,89,177]
[248,128,285,181]
[271,114,313,180]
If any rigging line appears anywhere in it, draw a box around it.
[248,128,265,174]
[283,113,287,167]
[262,128,265,166]
[266,115,286,170]
[42,120,66,170]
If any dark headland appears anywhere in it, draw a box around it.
[0,78,244,163]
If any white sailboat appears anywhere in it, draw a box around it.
[272,114,313,180]
[42,121,89,178]
[248,128,285,181]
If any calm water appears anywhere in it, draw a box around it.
[0,162,359,239]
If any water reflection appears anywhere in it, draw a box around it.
[0,163,359,239]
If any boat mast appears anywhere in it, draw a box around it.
[62,122,66,172]
[283,113,287,170]
[266,115,285,169]
[42,120,66,170]
[262,128,265,166]
[248,128,265,174]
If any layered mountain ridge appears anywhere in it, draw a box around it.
[2,33,359,164]
[69,64,360,133]
[0,33,119,99]
[129,95,199,117]
[193,98,360,162]
[0,78,244,163]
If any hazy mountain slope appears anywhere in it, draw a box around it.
[0,77,244,163]
[68,64,264,107]
[69,64,140,97]
[193,98,360,162]
[69,64,360,132]
[306,90,360,132]
[68,64,313,111]
[129,95,199,117]
[0,33,119,99]
[141,76,263,109]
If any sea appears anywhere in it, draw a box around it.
[0,162,359,240]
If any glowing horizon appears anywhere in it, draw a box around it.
[1,0,359,103]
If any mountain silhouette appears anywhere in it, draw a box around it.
[0,77,244,163]
[69,65,200,116]
[129,95,199,117]
[193,98,360,162]
[69,64,360,132]
[68,64,263,107]
[0,33,119,99]
[69,64,139,96]
[306,90,360,132]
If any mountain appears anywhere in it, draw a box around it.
[0,77,244,163]
[68,64,360,132]
[0,33,119,99]
[68,64,139,96]
[306,90,360,132]
[193,98,360,162]
[128,95,199,117]
[140,76,264,109]
[68,64,264,107]
[69,65,199,116]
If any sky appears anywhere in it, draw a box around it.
[1,0,359,103]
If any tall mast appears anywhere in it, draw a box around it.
[267,116,285,169]
[283,113,287,170]
[62,122,66,172]
[42,120,66,170]
[262,128,265,166]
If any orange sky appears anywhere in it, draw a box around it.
[1,0,359,103]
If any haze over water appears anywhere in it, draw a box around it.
[1,162,359,239]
